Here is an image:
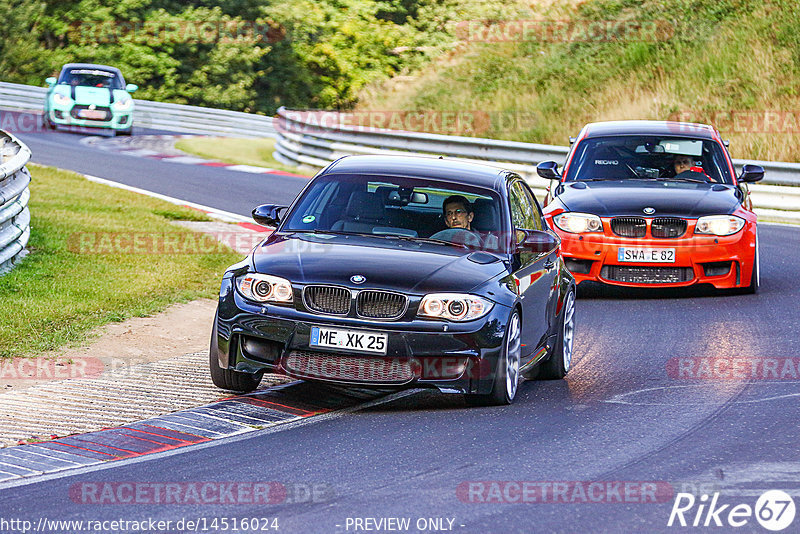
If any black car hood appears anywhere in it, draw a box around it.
[251,233,507,294]
[555,180,740,217]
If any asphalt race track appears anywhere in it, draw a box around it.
[2,124,800,533]
[13,119,309,216]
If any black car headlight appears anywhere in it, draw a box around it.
[235,273,293,304]
[418,293,493,321]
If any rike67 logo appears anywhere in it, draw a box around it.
[668,490,796,531]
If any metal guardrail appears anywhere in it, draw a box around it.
[0,81,276,137]
[274,107,800,186]
[273,108,800,222]
[1,81,799,222]
[0,131,32,274]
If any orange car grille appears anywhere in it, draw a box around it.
[601,266,693,284]
[611,217,646,237]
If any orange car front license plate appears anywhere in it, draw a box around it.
[617,247,676,263]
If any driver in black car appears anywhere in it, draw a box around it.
[431,195,483,247]
[443,195,474,230]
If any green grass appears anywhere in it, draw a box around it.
[174,137,314,177]
[358,0,800,163]
[0,165,241,359]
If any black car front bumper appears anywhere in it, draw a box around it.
[213,277,512,395]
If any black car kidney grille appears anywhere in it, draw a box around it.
[611,217,647,237]
[602,266,693,284]
[651,217,687,238]
[303,285,351,315]
[283,351,414,384]
[356,290,407,319]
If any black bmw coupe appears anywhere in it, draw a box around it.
[210,155,575,405]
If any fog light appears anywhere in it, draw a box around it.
[241,336,282,363]
[702,261,732,277]
[565,258,594,274]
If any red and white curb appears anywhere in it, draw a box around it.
[0,382,407,484]
[80,134,309,178]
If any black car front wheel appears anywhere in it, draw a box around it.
[209,317,263,392]
[537,288,575,380]
[466,309,521,406]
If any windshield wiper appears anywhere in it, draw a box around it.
[306,229,371,236]
[656,177,708,183]
[296,229,467,247]
[384,235,469,248]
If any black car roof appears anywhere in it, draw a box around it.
[322,155,509,190]
[583,120,717,140]
[60,63,123,76]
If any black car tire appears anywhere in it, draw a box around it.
[209,318,263,392]
[465,309,521,406]
[118,127,133,136]
[41,114,54,130]
[536,288,575,380]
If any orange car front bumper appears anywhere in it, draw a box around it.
[549,218,757,289]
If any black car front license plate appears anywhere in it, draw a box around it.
[310,326,388,355]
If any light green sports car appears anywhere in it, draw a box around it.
[43,63,138,135]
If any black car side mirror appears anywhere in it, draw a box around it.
[252,204,287,227]
[537,161,561,181]
[738,164,764,183]
[516,229,560,253]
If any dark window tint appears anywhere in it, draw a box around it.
[565,135,733,184]
[59,69,124,89]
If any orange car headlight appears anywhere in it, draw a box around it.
[694,215,745,236]
[554,212,603,234]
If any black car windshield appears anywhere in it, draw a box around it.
[564,135,734,184]
[59,68,124,89]
[281,173,507,252]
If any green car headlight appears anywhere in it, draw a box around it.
[53,93,71,106]
[114,98,133,111]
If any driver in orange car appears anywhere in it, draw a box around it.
[673,154,715,181]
